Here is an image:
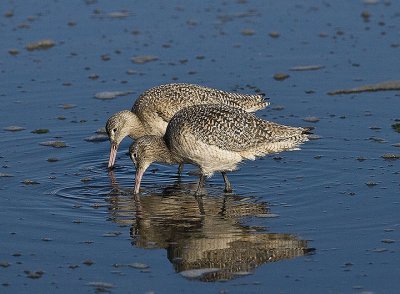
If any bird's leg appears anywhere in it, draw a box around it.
[177,163,184,176]
[195,174,206,196]
[218,194,228,217]
[195,194,205,215]
[221,172,233,193]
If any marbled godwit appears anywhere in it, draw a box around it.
[106,83,268,169]
[129,104,310,194]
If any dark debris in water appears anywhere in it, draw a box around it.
[290,65,324,71]
[113,262,150,269]
[381,239,395,244]
[60,104,77,109]
[8,48,19,56]
[47,157,59,162]
[273,73,290,81]
[268,31,280,38]
[31,129,49,134]
[39,141,67,148]
[303,116,320,123]
[381,153,400,160]
[102,231,122,237]
[83,259,95,266]
[3,126,26,132]
[85,134,108,143]
[94,91,132,100]
[328,80,400,95]
[25,39,55,51]
[0,173,14,178]
[131,55,159,64]
[391,123,400,133]
[86,282,114,291]
[369,137,386,143]
[22,179,40,185]
[24,270,44,279]
[366,181,378,187]
[0,261,11,268]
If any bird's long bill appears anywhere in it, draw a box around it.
[108,143,118,169]
[134,168,144,194]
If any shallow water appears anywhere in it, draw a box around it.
[1,0,400,293]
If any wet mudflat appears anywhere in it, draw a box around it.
[1,0,399,293]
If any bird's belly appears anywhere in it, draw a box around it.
[171,133,243,176]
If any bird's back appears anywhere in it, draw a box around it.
[165,104,308,163]
[131,83,268,135]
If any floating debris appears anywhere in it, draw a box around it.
[47,157,59,162]
[25,39,55,51]
[391,123,400,133]
[273,73,289,81]
[361,10,371,22]
[94,91,132,100]
[0,261,10,268]
[369,137,386,143]
[83,259,94,266]
[241,29,255,36]
[31,129,49,134]
[269,31,280,38]
[3,126,26,132]
[372,248,388,253]
[131,55,159,64]
[84,134,108,142]
[256,213,279,218]
[108,11,131,18]
[271,105,284,111]
[87,282,114,291]
[128,262,150,269]
[102,231,122,237]
[290,65,324,71]
[96,127,107,134]
[381,239,395,244]
[25,270,44,279]
[0,173,14,178]
[366,181,377,187]
[362,0,379,4]
[381,154,400,160]
[39,141,67,148]
[328,80,400,95]
[303,116,320,123]
[60,104,77,109]
[4,10,14,17]
[22,179,40,185]
[180,268,221,279]
[8,48,19,56]
[308,134,321,140]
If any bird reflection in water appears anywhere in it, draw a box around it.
[107,171,314,282]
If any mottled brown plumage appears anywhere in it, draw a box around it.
[130,104,309,194]
[106,83,268,168]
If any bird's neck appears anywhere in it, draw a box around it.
[126,113,148,139]
[152,136,177,164]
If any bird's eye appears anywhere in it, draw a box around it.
[130,152,138,163]
[112,128,117,133]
